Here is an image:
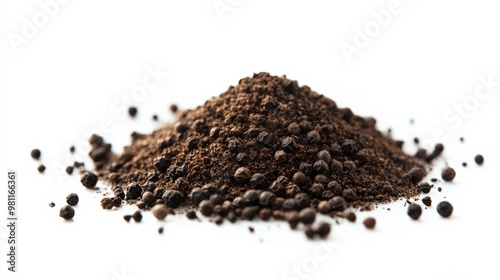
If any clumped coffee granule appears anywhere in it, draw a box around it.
[90,73,429,220]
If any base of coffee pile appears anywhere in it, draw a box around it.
[83,73,442,237]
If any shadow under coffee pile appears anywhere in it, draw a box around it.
[91,73,429,223]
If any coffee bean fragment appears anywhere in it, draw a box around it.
[132,211,142,222]
[199,200,214,217]
[69,146,75,153]
[418,182,432,194]
[152,204,169,220]
[281,137,297,153]
[170,104,178,113]
[186,210,198,220]
[407,203,422,220]
[316,222,331,238]
[441,167,456,182]
[37,165,46,173]
[65,166,74,175]
[299,208,316,225]
[274,150,287,162]
[80,171,98,188]
[341,139,356,155]
[363,217,376,229]
[49,202,55,207]
[422,196,432,207]
[346,211,356,222]
[66,193,79,206]
[158,227,164,234]
[234,167,252,183]
[128,106,138,117]
[31,149,41,159]
[59,205,75,220]
[437,201,453,217]
[474,154,484,165]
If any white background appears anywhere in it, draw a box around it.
[2,1,500,280]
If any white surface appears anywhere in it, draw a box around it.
[2,1,500,280]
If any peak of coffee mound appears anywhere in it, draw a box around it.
[90,72,427,213]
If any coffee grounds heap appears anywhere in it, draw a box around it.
[89,73,432,221]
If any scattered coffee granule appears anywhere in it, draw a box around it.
[316,222,331,238]
[437,187,442,192]
[66,166,74,175]
[66,193,79,206]
[132,211,143,222]
[31,149,41,159]
[59,205,75,220]
[69,146,75,153]
[407,203,422,220]
[158,227,164,234]
[422,196,432,207]
[186,210,198,220]
[170,104,178,113]
[441,167,456,182]
[436,201,453,218]
[363,217,376,229]
[80,172,98,188]
[474,154,484,165]
[123,215,132,222]
[152,114,158,121]
[49,202,55,208]
[128,106,138,117]
[431,178,438,183]
[462,162,467,167]
[37,165,46,173]
[248,227,255,233]
[346,211,356,222]
[418,182,432,194]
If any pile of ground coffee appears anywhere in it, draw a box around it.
[88,72,433,224]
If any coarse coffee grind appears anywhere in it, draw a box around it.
[88,73,436,225]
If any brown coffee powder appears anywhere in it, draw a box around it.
[89,73,429,221]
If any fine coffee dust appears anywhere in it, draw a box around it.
[85,73,434,225]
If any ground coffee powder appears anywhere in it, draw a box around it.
[87,73,432,226]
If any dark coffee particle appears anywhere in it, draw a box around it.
[186,210,198,220]
[214,215,224,225]
[234,167,252,183]
[346,211,356,222]
[123,215,132,222]
[49,202,55,208]
[438,187,442,192]
[407,203,422,220]
[248,226,255,233]
[422,196,432,207]
[413,138,419,144]
[462,162,467,167]
[170,104,178,113]
[363,217,376,229]
[59,205,75,220]
[132,211,143,222]
[418,182,432,194]
[66,193,79,206]
[199,200,214,217]
[286,211,300,229]
[80,172,98,188]
[316,222,331,238]
[152,114,158,121]
[31,149,41,160]
[431,178,438,183]
[69,146,75,153]
[304,226,315,239]
[437,201,453,217]
[65,166,74,175]
[441,167,456,182]
[158,227,164,234]
[299,208,316,225]
[37,165,46,173]
[128,106,138,117]
[474,154,484,165]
